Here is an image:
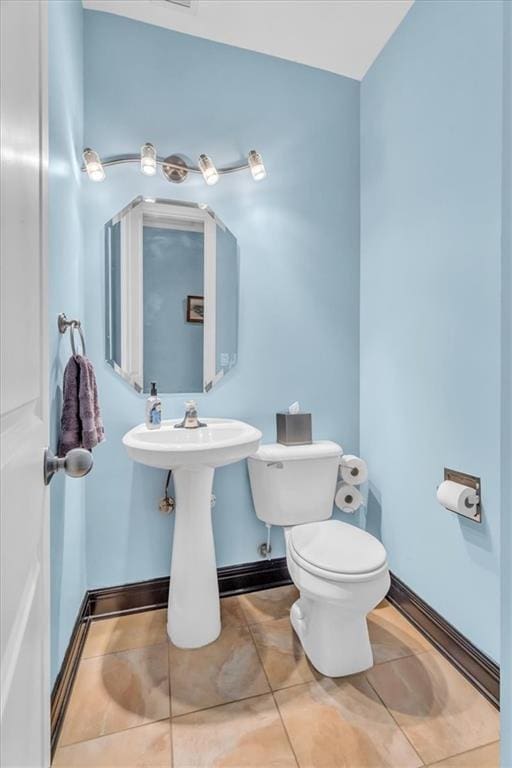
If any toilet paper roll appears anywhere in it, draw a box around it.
[335,483,363,513]
[436,480,479,518]
[339,455,368,486]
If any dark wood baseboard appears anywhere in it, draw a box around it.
[388,572,500,708]
[87,557,291,619]
[51,560,500,757]
[50,557,291,755]
[50,594,91,756]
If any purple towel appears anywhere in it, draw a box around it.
[58,355,105,456]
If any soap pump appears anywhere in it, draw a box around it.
[146,382,162,430]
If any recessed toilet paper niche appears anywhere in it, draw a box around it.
[437,468,481,523]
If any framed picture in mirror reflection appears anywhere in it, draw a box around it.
[187,295,204,324]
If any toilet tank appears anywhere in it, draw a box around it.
[248,441,342,527]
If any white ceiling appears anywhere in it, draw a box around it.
[82,0,414,81]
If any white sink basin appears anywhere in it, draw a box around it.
[122,417,261,649]
[122,418,262,469]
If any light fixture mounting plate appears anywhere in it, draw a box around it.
[162,154,189,183]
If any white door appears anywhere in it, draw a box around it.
[0,1,49,766]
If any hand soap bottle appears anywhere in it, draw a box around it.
[146,382,162,429]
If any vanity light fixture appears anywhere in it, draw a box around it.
[82,148,105,182]
[198,154,219,186]
[140,142,157,176]
[248,149,266,181]
[80,146,267,185]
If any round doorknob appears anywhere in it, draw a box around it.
[44,447,94,485]
[65,448,94,478]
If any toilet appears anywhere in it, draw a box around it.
[248,441,390,677]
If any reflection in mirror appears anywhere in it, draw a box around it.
[144,222,204,393]
[216,224,238,375]
[105,197,239,394]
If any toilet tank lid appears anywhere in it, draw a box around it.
[249,441,342,462]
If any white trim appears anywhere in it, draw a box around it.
[141,200,209,222]
[106,222,114,358]
[120,216,129,375]
[120,206,144,390]
[143,215,203,232]
[135,208,143,391]
[38,4,50,763]
[203,214,216,390]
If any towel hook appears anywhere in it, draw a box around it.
[58,312,86,357]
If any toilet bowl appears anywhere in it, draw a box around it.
[285,521,389,676]
[247,441,389,677]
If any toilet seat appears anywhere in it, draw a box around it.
[288,520,388,583]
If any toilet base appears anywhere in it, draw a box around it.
[290,597,374,677]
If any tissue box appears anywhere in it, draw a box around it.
[276,412,312,446]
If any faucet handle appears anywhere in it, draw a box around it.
[174,400,206,429]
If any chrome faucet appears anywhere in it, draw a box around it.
[174,400,206,429]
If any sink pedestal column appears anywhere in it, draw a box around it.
[168,466,220,648]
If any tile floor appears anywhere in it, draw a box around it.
[53,586,500,768]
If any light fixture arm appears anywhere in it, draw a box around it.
[82,146,265,184]
[80,153,250,176]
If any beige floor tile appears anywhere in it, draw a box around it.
[169,625,270,716]
[172,694,297,768]
[368,602,433,664]
[83,610,168,658]
[275,676,423,768]
[238,585,299,624]
[53,720,172,767]
[366,651,499,764]
[220,596,248,629]
[249,617,315,690]
[427,742,500,767]
[59,644,170,746]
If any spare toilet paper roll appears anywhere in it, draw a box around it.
[335,483,363,513]
[436,480,479,516]
[339,455,368,486]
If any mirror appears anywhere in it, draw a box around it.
[105,197,239,393]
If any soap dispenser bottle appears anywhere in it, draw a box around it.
[146,382,162,430]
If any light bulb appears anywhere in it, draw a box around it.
[141,142,157,176]
[83,148,105,182]
[198,154,219,186]
[248,150,266,181]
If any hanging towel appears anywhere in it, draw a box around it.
[79,355,105,449]
[58,355,105,456]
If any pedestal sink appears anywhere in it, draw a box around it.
[122,419,261,648]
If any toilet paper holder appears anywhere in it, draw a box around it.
[442,468,481,523]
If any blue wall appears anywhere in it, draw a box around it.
[48,0,86,684]
[50,1,507,697]
[360,0,503,661]
[501,0,512,761]
[82,11,360,588]
[143,226,204,393]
